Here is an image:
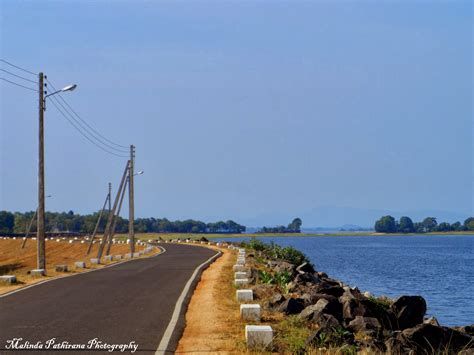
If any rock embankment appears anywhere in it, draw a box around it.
[241,246,473,353]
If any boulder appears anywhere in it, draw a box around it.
[265,293,285,309]
[391,296,426,330]
[348,316,382,333]
[267,261,295,275]
[396,324,473,354]
[309,298,342,321]
[453,324,474,336]
[296,262,315,274]
[423,316,440,326]
[312,312,341,329]
[300,292,337,308]
[318,285,345,298]
[277,298,305,315]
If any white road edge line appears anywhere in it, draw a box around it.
[0,245,167,299]
[155,250,222,355]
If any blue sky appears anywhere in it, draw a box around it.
[0,1,472,227]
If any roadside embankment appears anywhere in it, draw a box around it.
[228,239,474,353]
[0,238,158,295]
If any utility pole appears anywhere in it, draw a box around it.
[108,182,112,211]
[129,145,135,255]
[37,72,46,270]
[97,161,130,259]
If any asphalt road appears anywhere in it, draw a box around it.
[0,243,219,354]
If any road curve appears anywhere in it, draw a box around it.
[0,243,219,354]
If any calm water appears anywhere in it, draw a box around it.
[216,235,474,326]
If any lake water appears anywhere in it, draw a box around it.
[215,235,474,326]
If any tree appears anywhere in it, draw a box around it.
[421,217,437,233]
[451,221,463,231]
[287,218,302,232]
[374,215,397,233]
[0,211,14,233]
[399,216,414,233]
[464,217,474,231]
[435,222,452,232]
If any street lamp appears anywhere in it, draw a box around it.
[44,84,77,99]
[37,73,77,270]
[134,170,144,176]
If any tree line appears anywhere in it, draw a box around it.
[257,218,302,233]
[374,215,474,233]
[0,210,246,234]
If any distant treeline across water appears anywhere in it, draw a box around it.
[374,215,474,233]
[0,210,246,234]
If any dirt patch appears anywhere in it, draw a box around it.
[0,239,151,295]
[176,247,243,354]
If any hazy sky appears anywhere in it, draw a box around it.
[1,1,472,227]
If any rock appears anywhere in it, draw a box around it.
[397,324,473,354]
[312,313,341,329]
[251,284,275,300]
[318,285,345,298]
[453,324,474,336]
[341,297,397,330]
[266,293,285,308]
[317,271,328,278]
[348,316,382,333]
[391,295,426,330]
[267,261,295,275]
[300,292,337,307]
[294,272,319,285]
[310,298,342,321]
[424,316,440,326]
[296,262,315,274]
[277,298,305,315]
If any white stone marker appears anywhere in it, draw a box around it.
[30,269,46,276]
[104,255,113,262]
[233,264,246,272]
[0,275,17,284]
[75,261,86,268]
[90,258,100,264]
[236,289,253,302]
[235,272,247,280]
[234,278,249,287]
[236,259,245,266]
[114,255,123,260]
[133,252,140,257]
[245,325,273,348]
[124,253,132,258]
[240,304,261,321]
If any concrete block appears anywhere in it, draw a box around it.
[240,304,261,321]
[124,253,132,258]
[235,272,247,280]
[90,258,100,264]
[69,240,73,243]
[103,255,113,262]
[236,289,253,302]
[75,261,86,268]
[233,264,247,272]
[234,278,249,287]
[236,259,245,266]
[245,325,273,348]
[81,240,85,243]
[0,275,17,284]
[133,252,140,257]
[30,269,46,277]
[55,264,68,272]
[114,255,123,260]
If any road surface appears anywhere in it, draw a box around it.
[0,243,219,354]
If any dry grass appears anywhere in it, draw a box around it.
[0,239,152,295]
[176,247,244,354]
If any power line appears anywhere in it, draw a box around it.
[47,90,129,153]
[0,59,38,76]
[46,78,129,151]
[0,68,38,84]
[48,96,129,158]
[0,77,38,92]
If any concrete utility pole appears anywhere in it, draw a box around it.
[37,72,46,270]
[129,145,135,255]
[97,160,130,259]
[108,182,112,211]
[87,190,110,255]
